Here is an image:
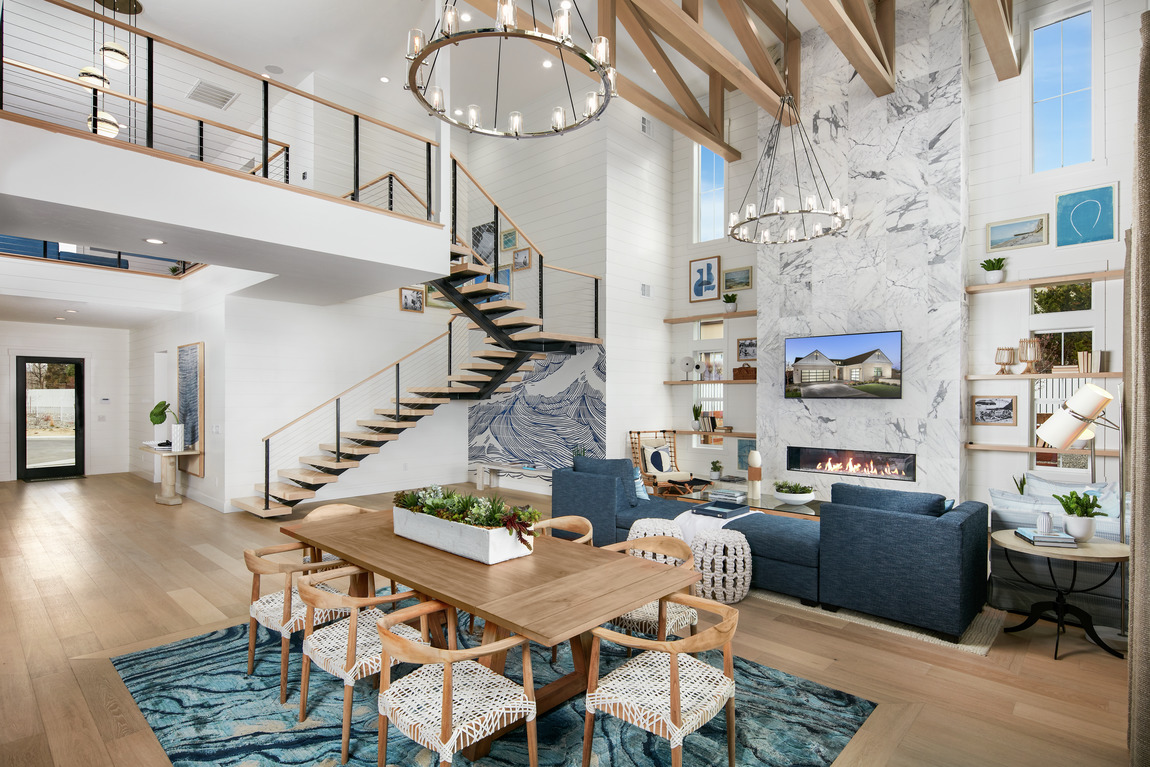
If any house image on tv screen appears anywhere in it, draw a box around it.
[785,332,902,399]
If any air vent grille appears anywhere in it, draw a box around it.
[640,115,655,138]
[185,79,239,110]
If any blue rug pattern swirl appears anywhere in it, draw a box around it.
[113,618,874,766]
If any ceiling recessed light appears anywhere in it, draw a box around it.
[55,317,65,321]
[542,59,553,68]
[379,76,390,83]
[144,238,165,244]
[65,309,78,313]
[453,108,464,116]
[265,64,284,75]
[460,12,471,20]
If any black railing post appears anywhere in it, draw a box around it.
[352,115,361,201]
[261,79,269,178]
[284,146,290,184]
[146,38,154,147]
[493,205,500,278]
[116,252,123,268]
[1,5,6,110]
[425,142,433,221]
[594,277,600,338]
[387,174,394,211]
[263,439,270,510]
[395,364,400,422]
[447,321,453,377]
[334,398,341,463]
[451,159,458,243]
[91,89,98,135]
[538,254,545,331]
[196,120,204,161]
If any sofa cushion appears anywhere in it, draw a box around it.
[616,497,689,531]
[830,482,946,518]
[573,456,638,507]
[727,513,820,568]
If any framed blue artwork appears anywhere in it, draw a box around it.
[689,255,721,303]
[1055,184,1117,247]
[737,438,757,470]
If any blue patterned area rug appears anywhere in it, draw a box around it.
[112,620,875,766]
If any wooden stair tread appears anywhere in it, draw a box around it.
[232,496,292,517]
[461,362,505,371]
[472,349,548,361]
[483,331,603,345]
[319,442,380,455]
[467,316,543,330]
[278,468,340,484]
[341,431,400,442]
[300,455,360,469]
[457,282,510,296]
[450,242,476,257]
[450,261,491,278]
[358,418,421,428]
[256,482,316,501]
[450,300,525,315]
[403,387,482,394]
[369,408,433,417]
[396,395,451,404]
[447,374,524,383]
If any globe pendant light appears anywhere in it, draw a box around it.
[78,66,110,89]
[87,110,120,138]
[100,40,129,69]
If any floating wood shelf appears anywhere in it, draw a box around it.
[965,443,1119,458]
[664,309,756,325]
[965,372,1123,381]
[678,430,756,438]
[965,269,1123,294]
[664,379,757,385]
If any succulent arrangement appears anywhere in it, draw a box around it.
[1052,490,1105,518]
[393,485,542,548]
[979,256,1006,272]
[774,480,814,494]
[722,293,738,303]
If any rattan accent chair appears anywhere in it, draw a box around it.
[376,600,539,767]
[629,430,713,498]
[582,593,740,767]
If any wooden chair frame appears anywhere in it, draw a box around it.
[533,515,594,662]
[581,592,739,767]
[603,537,698,644]
[628,430,713,498]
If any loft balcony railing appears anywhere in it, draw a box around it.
[0,0,439,224]
[0,232,202,277]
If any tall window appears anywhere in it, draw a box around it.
[697,145,725,242]
[1032,12,1092,173]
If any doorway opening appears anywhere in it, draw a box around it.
[16,356,85,480]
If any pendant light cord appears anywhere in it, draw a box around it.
[548,0,577,116]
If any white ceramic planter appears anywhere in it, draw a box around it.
[710,471,722,480]
[1063,516,1096,543]
[774,490,816,505]
[724,302,737,313]
[392,506,532,565]
[984,269,1005,284]
[170,423,185,452]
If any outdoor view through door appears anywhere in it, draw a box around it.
[16,357,84,480]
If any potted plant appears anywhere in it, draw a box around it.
[774,480,815,505]
[392,485,542,564]
[149,400,183,451]
[979,256,1006,285]
[722,293,738,313]
[1052,490,1105,542]
[692,403,702,431]
[710,460,722,480]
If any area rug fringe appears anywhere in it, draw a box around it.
[745,590,1006,656]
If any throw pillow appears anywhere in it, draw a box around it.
[573,455,639,507]
[829,482,947,517]
[1023,472,1121,516]
[633,467,650,501]
[645,445,673,473]
[944,499,956,512]
[988,488,1063,514]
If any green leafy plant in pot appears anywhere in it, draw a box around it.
[710,460,722,479]
[979,256,1006,285]
[1052,490,1105,542]
[722,293,738,313]
[692,403,702,430]
[149,400,184,451]
[773,480,816,505]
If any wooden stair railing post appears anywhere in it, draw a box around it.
[352,115,360,201]
[264,438,271,511]
[425,142,433,221]
[335,398,341,463]
[146,37,154,147]
[261,79,269,178]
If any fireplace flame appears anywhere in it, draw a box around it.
[815,457,907,477]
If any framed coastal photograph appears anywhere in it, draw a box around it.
[986,214,1048,252]
[512,247,531,271]
[425,283,452,310]
[399,286,425,313]
[971,395,1017,426]
[688,255,721,303]
[1055,183,1117,247]
[737,337,757,361]
[723,266,753,291]
[500,228,518,251]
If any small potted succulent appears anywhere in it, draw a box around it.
[774,480,816,505]
[1052,490,1105,542]
[722,293,738,313]
[979,256,1006,285]
[710,460,723,480]
[692,403,703,431]
[392,485,542,564]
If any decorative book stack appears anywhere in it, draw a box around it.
[1015,527,1077,548]
[710,488,747,504]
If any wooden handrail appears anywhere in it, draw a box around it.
[249,145,288,177]
[262,319,458,442]
[542,263,602,281]
[39,0,438,148]
[343,171,435,215]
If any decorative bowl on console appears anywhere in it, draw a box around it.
[774,480,815,505]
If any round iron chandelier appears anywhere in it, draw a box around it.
[406,0,617,138]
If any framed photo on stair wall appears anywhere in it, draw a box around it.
[177,342,204,477]
[399,286,425,313]
[689,256,721,303]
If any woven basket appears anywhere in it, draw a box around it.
[733,364,757,380]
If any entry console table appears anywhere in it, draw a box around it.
[138,445,200,505]
[990,529,1130,659]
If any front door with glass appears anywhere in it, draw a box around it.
[16,357,84,480]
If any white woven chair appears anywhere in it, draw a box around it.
[243,541,349,704]
[582,593,740,767]
[628,517,685,546]
[603,537,698,643]
[300,504,400,596]
[297,565,426,765]
[376,599,539,767]
[534,516,594,663]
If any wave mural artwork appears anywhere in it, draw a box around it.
[469,345,606,469]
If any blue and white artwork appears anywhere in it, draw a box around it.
[689,256,721,303]
[1055,184,1117,247]
[469,345,606,469]
[737,439,757,470]
[176,342,204,476]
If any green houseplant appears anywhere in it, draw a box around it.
[722,293,738,313]
[979,256,1006,285]
[1052,490,1105,542]
[149,400,183,450]
[710,460,722,479]
[393,485,542,563]
[773,480,816,505]
[692,403,702,430]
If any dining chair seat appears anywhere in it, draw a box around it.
[302,551,342,565]
[250,583,347,636]
[303,608,424,685]
[379,658,536,764]
[586,650,735,748]
[612,600,698,638]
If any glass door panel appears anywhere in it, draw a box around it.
[16,357,84,480]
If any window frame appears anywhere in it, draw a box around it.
[694,143,726,243]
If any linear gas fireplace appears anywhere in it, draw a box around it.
[787,446,917,482]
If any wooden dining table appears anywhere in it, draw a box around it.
[280,509,700,758]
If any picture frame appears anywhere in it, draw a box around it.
[737,439,757,471]
[425,282,452,310]
[688,255,721,303]
[472,222,495,261]
[474,268,512,304]
[399,286,425,313]
[1055,183,1117,247]
[737,337,757,361]
[986,214,1048,252]
[971,395,1017,426]
[723,266,753,291]
[177,342,205,477]
[500,228,518,251]
[512,247,532,271]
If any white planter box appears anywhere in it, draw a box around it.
[392,506,532,565]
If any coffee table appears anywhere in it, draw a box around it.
[676,491,822,520]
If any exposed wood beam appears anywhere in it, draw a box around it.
[628,0,792,123]
[970,0,1020,80]
[618,0,714,130]
[742,0,801,43]
[715,0,787,97]
[709,71,726,136]
[682,0,702,21]
[598,0,617,66]
[842,0,892,72]
[801,0,895,95]
[876,0,895,72]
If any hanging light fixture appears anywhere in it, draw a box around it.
[77,66,110,90]
[82,3,121,137]
[406,0,615,139]
[87,109,120,138]
[729,0,850,245]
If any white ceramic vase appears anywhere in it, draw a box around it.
[170,423,185,451]
[710,471,721,480]
[692,420,702,431]
[984,269,1005,284]
[1063,516,1096,543]
[1035,510,1053,535]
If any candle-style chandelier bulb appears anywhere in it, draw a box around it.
[830,198,841,214]
[426,86,445,113]
[729,212,738,231]
[553,8,572,41]
[787,228,797,243]
[467,104,481,129]
[591,36,610,66]
[841,206,851,220]
[583,91,599,118]
[406,29,425,59]
[745,203,757,219]
[442,4,459,35]
[508,111,524,135]
[495,0,517,30]
[805,195,817,211]
[603,67,618,97]
[551,106,567,131]
[773,197,785,214]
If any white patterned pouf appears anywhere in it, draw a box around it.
[627,518,685,565]
[691,529,751,604]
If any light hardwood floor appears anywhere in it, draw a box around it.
[0,474,1130,766]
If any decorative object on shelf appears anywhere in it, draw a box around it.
[737,337,757,362]
[149,400,182,451]
[722,293,738,313]
[744,447,762,499]
[994,346,1016,375]
[732,363,757,380]
[1035,509,1054,535]
[679,356,699,381]
[979,256,1006,284]
[398,285,425,312]
[691,403,702,431]
[987,214,1048,252]
[698,351,724,380]
[773,480,815,505]
[971,395,1017,426]
[722,266,753,291]
[1017,337,1040,374]
[392,486,541,564]
[1013,475,1027,494]
[728,0,848,246]
[500,228,518,251]
[710,460,723,480]
[176,342,204,476]
[1055,183,1117,247]
[405,1,614,139]
[689,255,721,302]
[716,426,734,433]
[1051,491,1105,543]
[1077,350,1092,373]
[511,247,531,271]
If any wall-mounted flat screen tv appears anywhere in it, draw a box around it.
[785,331,902,399]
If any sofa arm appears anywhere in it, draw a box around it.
[551,467,627,547]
